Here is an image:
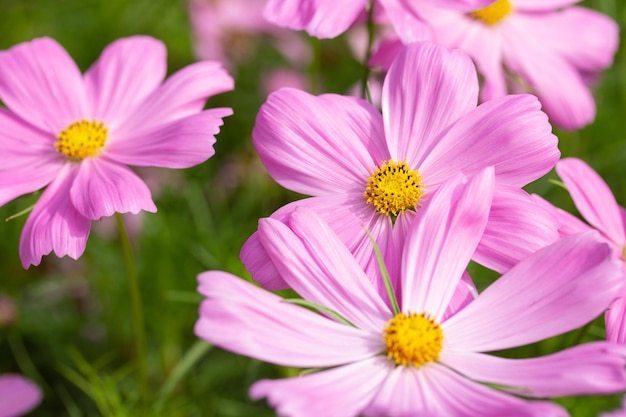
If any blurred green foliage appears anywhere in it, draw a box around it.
[0,0,624,416]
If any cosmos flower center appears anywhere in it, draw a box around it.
[470,0,512,25]
[55,120,108,161]
[364,160,423,216]
[384,312,443,368]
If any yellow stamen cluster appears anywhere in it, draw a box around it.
[55,120,108,161]
[383,312,443,368]
[364,160,423,216]
[470,0,512,26]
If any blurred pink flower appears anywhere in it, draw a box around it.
[189,0,310,68]
[601,397,626,417]
[197,170,626,417]
[263,0,495,38]
[378,0,619,130]
[0,374,42,417]
[242,42,559,292]
[537,158,626,344]
[0,36,234,268]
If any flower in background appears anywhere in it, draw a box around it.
[538,158,626,344]
[601,397,626,417]
[242,41,559,293]
[0,36,234,268]
[377,0,619,130]
[0,374,42,417]
[263,0,495,39]
[197,170,626,417]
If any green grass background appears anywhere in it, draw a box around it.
[0,0,624,415]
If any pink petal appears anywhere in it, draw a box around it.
[115,61,233,137]
[253,88,387,196]
[421,0,501,10]
[382,42,479,168]
[84,36,166,127]
[420,94,559,188]
[517,7,618,73]
[0,158,64,207]
[263,0,367,39]
[258,210,392,332]
[443,232,624,351]
[241,194,386,291]
[0,108,55,160]
[103,109,231,168]
[0,37,87,134]
[401,168,494,319]
[557,158,625,247]
[442,272,477,321]
[70,158,156,220]
[195,271,382,368]
[19,164,91,268]
[0,374,42,417]
[473,185,560,273]
[532,193,593,238]
[376,0,432,44]
[426,363,568,416]
[441,342,626,397]
[501,15,595,130]
[250,357,389,417]
[606,296,626,344]
[514,0,586,11]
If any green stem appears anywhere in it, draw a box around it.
[308,36,322,95]
[115,212,148,401]
[361,0,376,101]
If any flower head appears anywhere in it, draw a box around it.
[0,374,42,417]
[197,169,626,417]
[377,0,619,129]
[242,41,559,293]
[0,36,234,268]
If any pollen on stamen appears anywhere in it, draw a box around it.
[55,120,108,161]
[470,0,512,26]
[364,160,423,216]
[383,312,443,368]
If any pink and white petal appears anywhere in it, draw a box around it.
[364,363,437,417]
[70,158,156,220]
[115,61,234,137]
[513,0,585,11]
[84,36,166,126]
[556,158,625,247]
[19,165,91,268]
[263,0,366,39]
[253,89,387,196]
[442,272,477,321]
[401,168,494,318]
[516,7,618,73]
[473,186,560,273]
[531,194,593,238]
[606,296,626,344]
[426,363,569,417]
[103,109,231,168]
[195,271,383,368]
[423,0,501,10]
[420,94,559,188]
[443,231,624,352]
[0,156,64,207]
[501,17,595,130]
[241,194,384,291]
[0,37,87,134]
[441,342,626,397]
[382,42,479,168]
[250,357,389,417]
[0,374,42,417]
[0,109,56,161]
[259,210,392,332]
[376,0,433,44]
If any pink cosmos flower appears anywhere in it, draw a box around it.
[378,0,619,130]
[537,158,626,344]
[196,169,626,417]
[263,0,495,39]
[241,41,559,292]
[0,36,234,268]
[0,374,42,417]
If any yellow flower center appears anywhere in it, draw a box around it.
[364,160,423,216]
[55,120,108,161]
[470,0,512,26]
[384,312,443,367]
